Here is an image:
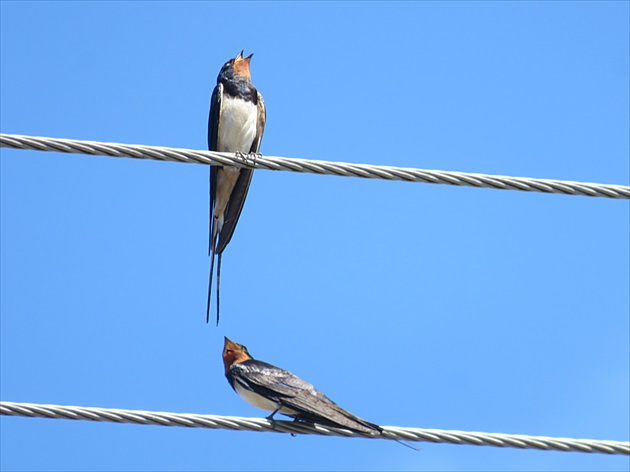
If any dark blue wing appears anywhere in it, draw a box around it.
[231,360,382,435]
[207,83,222,323]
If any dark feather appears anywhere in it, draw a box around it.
[207,83,222,323]
[215,169,254,254]
[229,360,382,436]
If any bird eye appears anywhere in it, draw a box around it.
[226,349,233,354]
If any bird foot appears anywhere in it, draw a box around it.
[235,151,260,167]
[265,413,277,430]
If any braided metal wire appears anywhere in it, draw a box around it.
[1,401,628,455]
[1,133,628,199]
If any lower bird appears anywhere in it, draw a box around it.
[222,337,383,436]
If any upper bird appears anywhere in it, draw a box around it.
[207,51,266,325]
[222,337,383,436]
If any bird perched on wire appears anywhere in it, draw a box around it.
[222,337,383,436]
[207,51,266,325]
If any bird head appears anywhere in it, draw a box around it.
[222,336,252,373]
[217,50,253,82]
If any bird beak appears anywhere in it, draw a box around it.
[224,336,239,350]
[232,53,252,77]
[234,51,253,64]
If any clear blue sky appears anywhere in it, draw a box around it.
[1,2,628,471]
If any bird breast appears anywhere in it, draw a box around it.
[218,96,258,153]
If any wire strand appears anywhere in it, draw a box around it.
[1,133,628,199]
[1,401,628,455]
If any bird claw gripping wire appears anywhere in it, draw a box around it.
[234,151,261,168]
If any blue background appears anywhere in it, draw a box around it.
[1,2,628,471]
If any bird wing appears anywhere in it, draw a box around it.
[207,82,223,323]
[208,82,223,253]
[215,169,253,254]
[251,91,266,154]
[214,91,265,254]
[232,360,382,435]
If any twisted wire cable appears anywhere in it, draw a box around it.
[1,133,628,199]
[1,401,628,455]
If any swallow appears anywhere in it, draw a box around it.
[207,51,266,325]
[222,337,383,436]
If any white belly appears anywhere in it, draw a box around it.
[234,382,298,416]
[212,96,258,231]
[218,96,258,153]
